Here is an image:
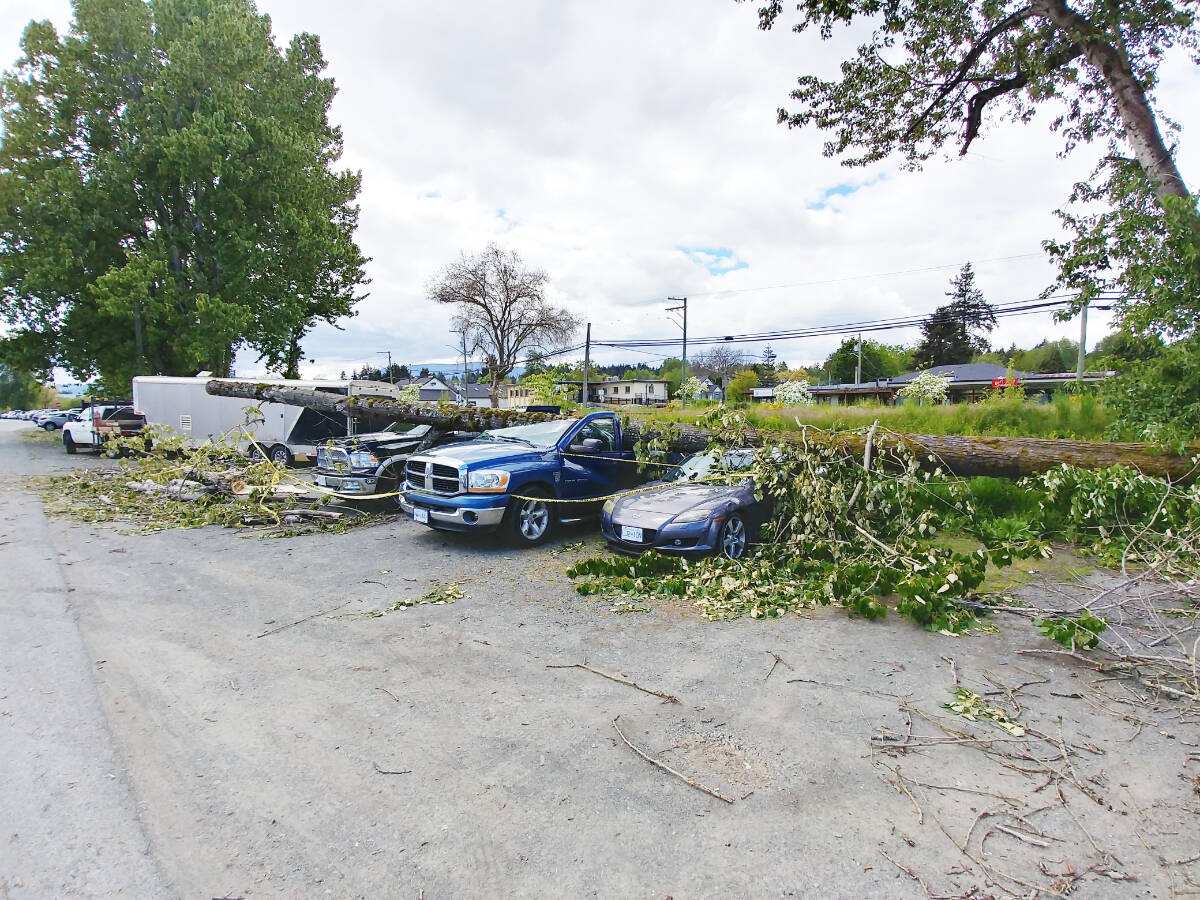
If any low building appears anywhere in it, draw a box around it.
[595,378,669,406]
[696,377,723,402]
[805,363,1115,406]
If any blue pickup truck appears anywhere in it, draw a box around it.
[400,411,633,546]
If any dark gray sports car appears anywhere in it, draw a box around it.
[600,450,768,559]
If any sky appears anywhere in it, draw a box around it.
[3,0,1199,381]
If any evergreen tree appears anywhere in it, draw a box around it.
[913,264,997,368]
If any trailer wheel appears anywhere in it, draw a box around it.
[63,432,77,454]
[268,444,294,467]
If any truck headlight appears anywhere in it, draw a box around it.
[348,451,379,469]
[673,505,719,524]
[468,469,510,492]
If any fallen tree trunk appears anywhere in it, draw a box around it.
[206,380,1198,481]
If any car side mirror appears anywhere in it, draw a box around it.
[570,437,603,453]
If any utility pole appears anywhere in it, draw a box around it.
[582,322,591,407]
[1076,301,1088,383]
[460,329,469,405]
[855,334,862,385]
[376,350,394,384]
[667,297,687,404]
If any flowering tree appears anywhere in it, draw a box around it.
[676,376,705,403]
[897,370,952,405]
[773,379,815,407]
[519,371,576,409]
[398,383,422,403]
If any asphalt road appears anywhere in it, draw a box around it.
[1,418,1198,899]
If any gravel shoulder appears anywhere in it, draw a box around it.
[1,419,1198,898]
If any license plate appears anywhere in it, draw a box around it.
[413,507,429,524]
[620,525,643,543]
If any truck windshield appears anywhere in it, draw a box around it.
[382,422,429,436]
[480,419,577,449]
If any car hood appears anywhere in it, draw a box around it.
[423,440,546,467]
[617,482,742,518]
[337,433,423,453]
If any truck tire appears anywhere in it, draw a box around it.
[268,444,294,467]
[369,471,405,513]
[506,486,555,547]
[63,432,77,454]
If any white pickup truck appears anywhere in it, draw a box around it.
[62,403,146,454]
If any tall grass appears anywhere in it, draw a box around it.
[629,391,1110,440]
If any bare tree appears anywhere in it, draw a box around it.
[691,347,746,393]
[429,244,580,407]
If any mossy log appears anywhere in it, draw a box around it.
[205,380,1198,481]
[205,380,558,430]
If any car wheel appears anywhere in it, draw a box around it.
[718,513,747,560]
[507,486,554,547]
[42,421,57,431]
[269,444,293,467]
[63,432,77,454]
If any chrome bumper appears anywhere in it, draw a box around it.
[315,472,379,494]
[399,497,507,529]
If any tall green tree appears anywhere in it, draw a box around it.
[913,264,997,368]
[0,0,368,388]
[0,364,49,410]
[748,0,1200,340]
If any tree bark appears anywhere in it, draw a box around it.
[204,380,1199,482]
[1030,0,1190,202]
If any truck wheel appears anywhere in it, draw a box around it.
[63,432,77,454]
[507,487,554,547]
[371,472,405,513]
[268,444,293,467]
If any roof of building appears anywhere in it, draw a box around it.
[889,363,1027,384]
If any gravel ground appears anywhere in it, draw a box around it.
[1,418,1198,899]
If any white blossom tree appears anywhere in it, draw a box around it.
[897,370,952,405]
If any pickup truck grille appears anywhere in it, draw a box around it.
[316,446,350,473]
[406,460,462,495]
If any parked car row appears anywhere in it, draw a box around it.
[1,407,84,429]
[22,402,768,560]
[397,410,769,559]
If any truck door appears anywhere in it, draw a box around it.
[558,415,622,501]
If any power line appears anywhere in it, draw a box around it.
[592,292,1120,350]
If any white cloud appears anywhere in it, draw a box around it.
[4,0,1194,378]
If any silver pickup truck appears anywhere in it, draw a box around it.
[314,423,477,509]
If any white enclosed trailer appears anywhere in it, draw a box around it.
[132,376,401,465]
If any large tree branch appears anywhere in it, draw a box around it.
[960,40,1083,155]
[905,6,1035,141]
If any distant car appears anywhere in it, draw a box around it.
[600,449,771,559]
[36,410,76,430]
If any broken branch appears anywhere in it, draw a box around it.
[611,716,734,804]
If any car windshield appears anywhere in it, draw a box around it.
[664,450,755,483]
[480,419,577,449]
[382,422,429,437]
